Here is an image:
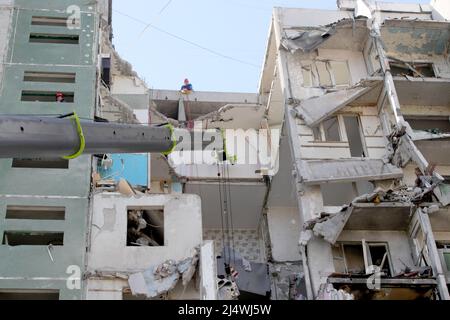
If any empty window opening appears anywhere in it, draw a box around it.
[389,61,435,78]
[101,57,111,88]
[31,16,70,27]
[12,158,69,169]
[323,116,341,142]
[2,231,64,247]
[344,115,366,157]
[21,91,74,103]
[24,71,76,83]
[366,243,393,277]
[406,118,450,134]
[322,181,374,206]
[127,208,164,247]
[29,33,79,45]
[333,242,393,276]
[333,244,366,274]
[5,206,65,221]
[0,290,59,300]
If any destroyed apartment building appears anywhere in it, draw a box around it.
[1,0,450,301]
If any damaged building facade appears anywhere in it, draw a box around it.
[258,0,450,300]
[0,0,217,300]
[2,0,450,301]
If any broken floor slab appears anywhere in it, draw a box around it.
[300,159,404,185]
[295,81,380,127]
[412,130,450,142]
[128,251,199,299]
[309,187,425,245]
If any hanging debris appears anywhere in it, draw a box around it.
[281,26,336,53]
[128,250,200,299]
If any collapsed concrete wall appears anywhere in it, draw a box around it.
[86,193,207,300]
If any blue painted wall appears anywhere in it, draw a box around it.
[99,154,149,187]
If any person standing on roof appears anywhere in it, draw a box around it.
[180,78,193,94]
[56,92,65,103]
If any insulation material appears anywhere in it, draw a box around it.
[281,27,337,53]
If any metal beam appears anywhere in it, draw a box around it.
[0,116,220,159]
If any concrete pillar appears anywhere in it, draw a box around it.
[200,241,218,300]
[417,208,450,300]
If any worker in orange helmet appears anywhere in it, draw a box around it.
[56,92,65,103]
[180,78,193,95]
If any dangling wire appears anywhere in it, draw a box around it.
[221,162,231,268]
[217,160,228,270]
[225,162,237,266]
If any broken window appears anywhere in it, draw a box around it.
[24,71,76,84]
[0,290,59,300]
[2,231,64,246]
[29,33,79,45]
[127,208,165,247]
[365,242,392,276]
[389,60,436,78]
[12,158,69,169]
[333,242,393,276]
[411,224,431,268]
[332,244,366,274]
[344,115,366,158]
[323,116,341,142]
[5,206,65,220]
[21,91,74,103]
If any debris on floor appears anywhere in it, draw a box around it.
[128,250,199,299]
[270,263,306,300]
[216,247,271,299]
[317,283,354,300]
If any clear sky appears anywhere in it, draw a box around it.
[112,0,427,93]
